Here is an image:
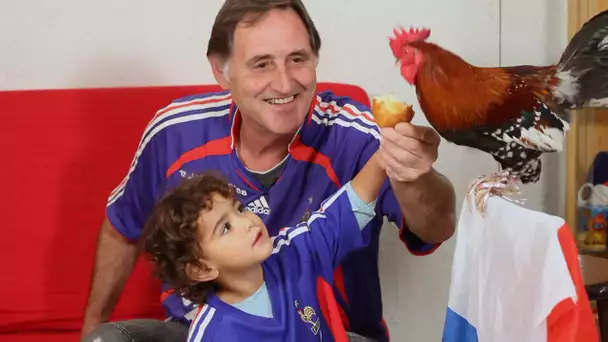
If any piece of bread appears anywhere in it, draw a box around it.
[371,93,415,128]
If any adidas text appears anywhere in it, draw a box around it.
[247,206,271,215]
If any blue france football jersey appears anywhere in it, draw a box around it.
[187,183,373,342]
[105,89,441,341]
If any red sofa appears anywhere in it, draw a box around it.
[0,82,371,341]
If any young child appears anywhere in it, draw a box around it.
[142,152,386,342]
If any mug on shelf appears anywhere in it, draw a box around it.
[577,182,608,207]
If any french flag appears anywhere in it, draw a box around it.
[442,190,598,342]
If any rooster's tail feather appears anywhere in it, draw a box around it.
[555,9,608,110]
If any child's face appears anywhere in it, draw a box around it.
[197,192,273,274]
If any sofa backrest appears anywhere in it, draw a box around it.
[0,82,370,332]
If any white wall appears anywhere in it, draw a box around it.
[0,0,567,340]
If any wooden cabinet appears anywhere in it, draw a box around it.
[565,0,608,250]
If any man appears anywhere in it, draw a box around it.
[81,0,456,341]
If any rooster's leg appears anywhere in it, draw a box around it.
[466,170,523,216]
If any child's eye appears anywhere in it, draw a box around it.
[221,223,232,235]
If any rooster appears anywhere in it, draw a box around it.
[389,10,608,188]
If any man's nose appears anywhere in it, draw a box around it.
[270,66,293,94]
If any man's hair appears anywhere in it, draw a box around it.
[207,0,321,63]
[141,171,235,304]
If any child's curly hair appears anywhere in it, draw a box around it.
[141,171,235,304]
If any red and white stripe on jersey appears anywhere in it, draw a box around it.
[107,93,232,207]
[187,304,216,342]
[312,95,381,140]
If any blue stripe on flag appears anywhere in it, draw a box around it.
[442,307,478,342]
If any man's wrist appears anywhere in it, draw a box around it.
[81,317,103,341]
[83,309,107,329]
[82,316,102,328]
[390,168,438,202]
[390,168,456,242]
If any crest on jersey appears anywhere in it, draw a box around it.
[300,196,314,223]
[294,300,321,336]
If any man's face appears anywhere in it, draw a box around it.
[217,8,318,136]
[197,193,273,273]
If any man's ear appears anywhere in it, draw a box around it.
[209,55,231,89]
[186,261,219,283]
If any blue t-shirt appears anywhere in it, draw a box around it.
[187,181,375,342]
[105,89,441,341]
[226,181,376,320]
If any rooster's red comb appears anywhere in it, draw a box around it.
[389,26,431,58]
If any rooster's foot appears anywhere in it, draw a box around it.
[466,170,524,216]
